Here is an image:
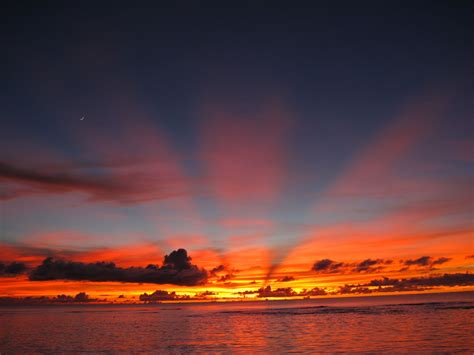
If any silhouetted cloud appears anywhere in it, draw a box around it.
[139,289,217,302]
[352,259,392,273]
[258,286,297,298]
[299,287,327,296]
[404,256,432,266]
[338,285,372,294]
[242,286,328,298]
[368,273,473,288]
[401,256,451,270]
[237,273,472,298]
[29,249,208,286]
[338,273,474,294]
[139,290,189,302]
[312,259,347,273]
[0,261,27,276]
[312,256,451,275]
[56,292,94,303]
[312,258,393,274]
[0,292,97,305]
[217,274,234,282]
[210,264,226,275]
[209,264,236,283]
[277,276,295,282]
[194,290,217,299]
[432,257,451,266]
[236,290,259,297]
[162,249,195,270]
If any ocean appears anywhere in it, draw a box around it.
[1,292,473,353]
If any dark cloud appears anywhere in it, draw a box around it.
[162,249,194,270]
[339,273,474,294]
[236,272,473,298]
[236,289,259,297]
[312,259,346,273]
[338,285,373,294]
[402,256,451,270]
[0,162,124,200]
[210,264,226,275]
[241,286,328,298]
[209,264,236,283]
[217,274,233,282]
[0,292,97,305]
[29,249,208,286]
[312,256,450,275]
[277,276,295,282]
[194,290,217,299]
[367,273,474,288]
[258,286,297,298]
[139,289,217,302]
[0,261,27,276]
[352,259,391,273]
[0,161,190,204]
[432,257,451,266]
[466,255,474,259]
[139,290,189,302]
[312,258,393,274]
[56,292,94,303]
[404,256,432,266]
[300,287,327,296]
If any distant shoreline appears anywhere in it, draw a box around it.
[1,290,472,307]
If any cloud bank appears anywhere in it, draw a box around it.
[0,261,27,276]
[339,273,474,294]
[29,249,207,286]
[312,256,451,274]
[0,292,97,305]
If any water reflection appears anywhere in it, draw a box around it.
[0,292,473,352]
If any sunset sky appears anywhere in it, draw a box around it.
[1,2,473,303]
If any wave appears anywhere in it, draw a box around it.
[215,301,474,316]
